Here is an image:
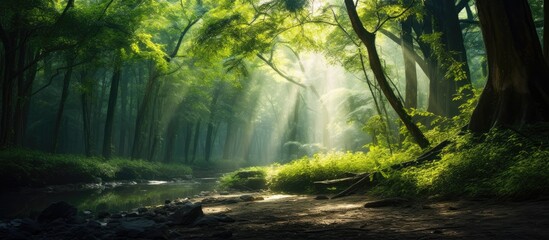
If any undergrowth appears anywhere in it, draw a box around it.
[220,129,549,200]
[0,149,192,191]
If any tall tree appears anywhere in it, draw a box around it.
[102,58,122,159]
[344,0,430,149]
[469,0,549,132]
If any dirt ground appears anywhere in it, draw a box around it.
[174,193,549,239]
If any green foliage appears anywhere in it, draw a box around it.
[0,149,192,191]
[219,167,269,190]
[374,129,549,199]
[270,149,415,193]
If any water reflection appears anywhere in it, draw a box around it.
[0,179,216,218]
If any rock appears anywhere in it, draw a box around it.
[315,195,329,200]
[222,199,239,204]
[165,199,172,204]
[97,211,110,219]
[214,215,236,223]
[86,220,102,229]
[13,218,41,234]
[192,214,236,227]
[137,207,148,214]
[37,201,77,224]
[110,213,123,219]
[119,218,156,232]
[201,197,218,204]
[171,204,204,225]
[200,191,212,196]
[239,195,264,201]
[83,210,92,215]
[192,216,220,227]
[126,212,139,218]
[363,198,409,208]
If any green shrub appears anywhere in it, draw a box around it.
[269,149,417,193]
[219,167,269,190]
[375,129,549,199]
[0,149,192,190]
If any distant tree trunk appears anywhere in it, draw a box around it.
[118,69,129,156]
[164,111,180,163]
[14,48,37,147]
[204,86,221,162]
[287,94,300,158]
[51,60,74,152]
[0,32,17,148]
[401,17,417,108]
[416,0,472,117]
[183,122,193,163]
[131,68,157,159]
[345,0,430,149]
[147,85,162,161]
[81,89,92,157]
[102,63,121,159]
[222,120,237,160]
[191,120,201,163]
[469,0,549,132]
[437,0,472,116]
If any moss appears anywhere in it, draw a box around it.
[219,167,268,190]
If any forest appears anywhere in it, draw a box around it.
[1,0,548,239]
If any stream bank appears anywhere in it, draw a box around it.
[1,192,548,239]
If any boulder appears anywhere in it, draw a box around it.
[37,201,77,224]
[170,204,204,225]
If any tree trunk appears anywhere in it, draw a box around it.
[0,37,16,148]
[222,119,237,160]
[164,111,180,163]
[51,59,74,153]
[81,88,92,157]
[344,0,430,149]
[118,69,129,156]
[183,122,193,163]
[131,69,156,159]
[205,85,221,162]
[401,17,418,108]
[102,63,121,159]
[191,120,201,163]
[469,0,549,132]
[14,46,37,147]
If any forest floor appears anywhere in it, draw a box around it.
[177,193,549,239]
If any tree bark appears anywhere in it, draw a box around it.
[51,59,74,152]
[191,120,201,163]
[205,85,221,162]
[344,0,430,149]
[469,0,549,132]
[401,17,418,108]
[183,122,193,163]
[102,63,121,159]
[118,68,129,156]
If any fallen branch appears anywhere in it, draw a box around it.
[331,139,453,199]
[313,172,368,186]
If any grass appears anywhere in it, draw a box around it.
[220,129,549,200]
[0,149,192,191]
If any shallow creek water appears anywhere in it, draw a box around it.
[0,177,218,219]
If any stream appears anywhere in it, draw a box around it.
[0,177,218,219]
